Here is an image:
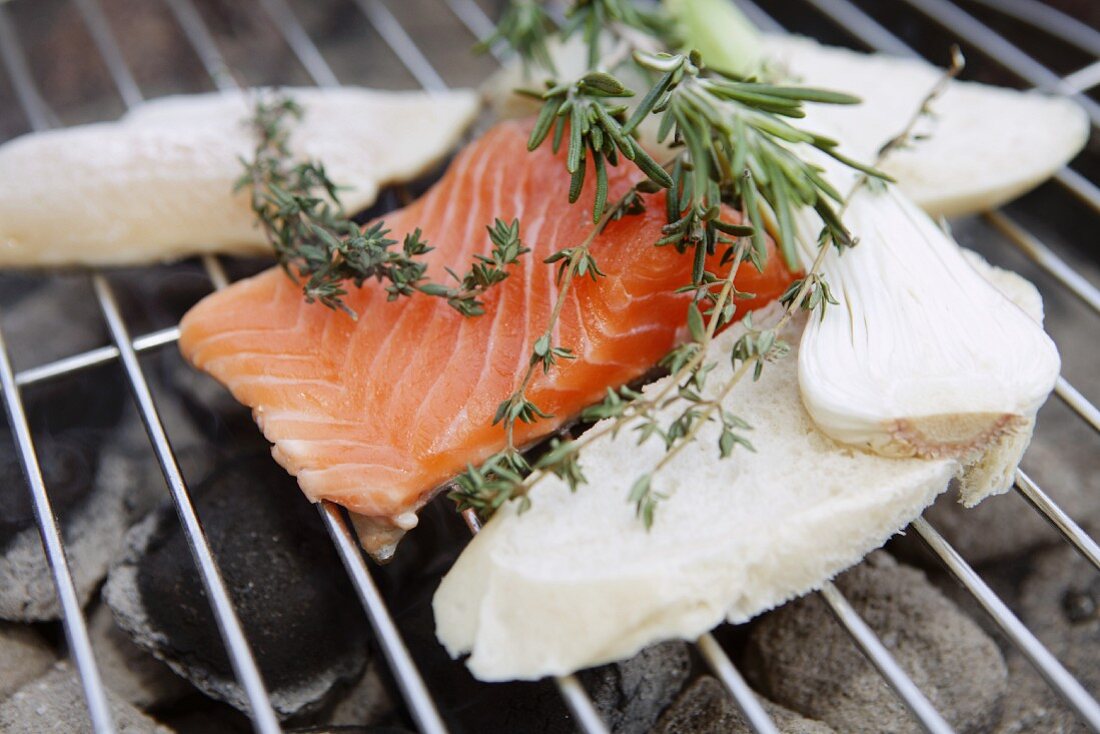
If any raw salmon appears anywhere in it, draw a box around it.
[178,119,795,557]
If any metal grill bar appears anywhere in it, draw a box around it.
[1015,469,1100,571]
[353,0,449,92]
[984,210,1100,316]
[0,6,55,130]
[751,1,1100,729]
[964,0,1100,57]
[818,583,954,734]
[71,0,143,108]
[800,0,913,56]
[254,0,339,87]
[445,0,498,49]
[161,1,452,730]
[696,633,780,734]
[15,328,180,389]
[161,0,238,92]
[94,275,282,733]
[1054,377,1100,436]
[897,0,1100,124]
[913,517,1100,729]
[318,502,448,734]
[58,2,285,726]
[1063,61,1100,95]
[0,326,114,732]
[730,0,785,34]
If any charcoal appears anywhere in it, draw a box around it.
[87,600,192,710]
[362,501,693,734]
[321,661,397,728]
[0,622,55,699]
[745,552,1007,734]
[0,365,158,621]
[0,275,106,372]
[0,662,170,734]
[654,676,836,734]
[580,640,691,734]
[989,544,1098,733]
[104,453,370,719]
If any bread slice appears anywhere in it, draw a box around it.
[433,257,1042,682]
[763,35,1088,218]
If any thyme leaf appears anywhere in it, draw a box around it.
[240,94,527,318]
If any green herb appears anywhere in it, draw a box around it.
[239,95,527,318]
[476,0,558,71]
[420,218,530,316]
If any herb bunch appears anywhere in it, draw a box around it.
[452,0,882,524]
[239,95,528,318]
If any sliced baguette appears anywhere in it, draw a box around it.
[763,34,1089,217]
[434,257,1041,681]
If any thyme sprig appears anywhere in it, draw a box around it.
[451,0,887,524]
[421,219,530,317]
[239,95,528,318]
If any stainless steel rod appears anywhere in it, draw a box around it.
[0,6,57,130]
[353,0,449,92]
[161,0,239,92]
[819,583,955,734]
[71,0,144,108]
[318,503,448,734]
[1054,377,1100,436]
[801,0,913,55]
[985,210,1100,316]
[444,0,498,48]
[1014,469,1100,571]
[1062,60,1100,95]
[913,517,1100,731]
[897,0,1100,125]
[557,674,612,734]
[255,0,339,87]
[961,0,1100,57]
[697,633,781,734]
[93,275,282,733]
[14,327,181,387]
[0,323,115,733]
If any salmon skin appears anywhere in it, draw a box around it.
[179,119,795,559]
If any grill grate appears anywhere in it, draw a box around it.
[0,0,1096,733]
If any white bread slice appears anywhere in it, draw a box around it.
[0,87,478,267]
[433,258,1041,682]
[763,34,1089,218]
[484,36,1088,219]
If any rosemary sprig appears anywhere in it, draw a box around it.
[522,71,673,223]
[239,94,527,318]
[451,0,887,523]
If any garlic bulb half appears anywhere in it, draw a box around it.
[797,184,1060,460]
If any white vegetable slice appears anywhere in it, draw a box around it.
[796,181,1060,463]
[763,34,1089,217]
[0,87,479,267]
[435,261,1044,682]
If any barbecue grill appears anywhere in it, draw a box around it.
[0,0,1097,732]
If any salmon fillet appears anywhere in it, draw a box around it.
[179,119,795,557]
